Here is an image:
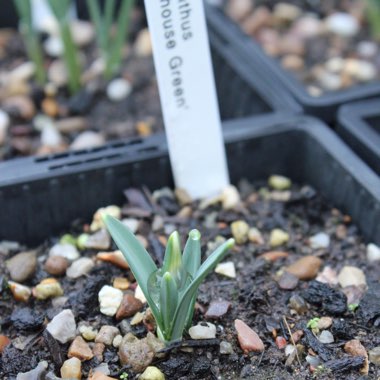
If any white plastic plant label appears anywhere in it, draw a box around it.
[144,0,230,199]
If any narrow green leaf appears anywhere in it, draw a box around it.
[170,238,235,341]
[182,229,201,277]
[162,231,182,277]
[104,215,159,319]
[86,0,105,52]
[160,272,178,337]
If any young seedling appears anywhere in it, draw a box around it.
[47,0,81,94]
[13,0,46,85]
[86,0,135,79]
[366,0,380,41]
[104,215,235,344]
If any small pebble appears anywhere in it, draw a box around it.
[0,109,10,145]
[268,175,291,190]
[309,232,330,249]
[122,218,140,233]
[113,277,130,290]
[96,326,120,346]
[285,344,296,357]
[70,131,105,150]
[306,354,320,367]
[134,28,152,57]
[60,357,81,380]
[289,294,308,314]
[47,309,76,344]
[215,261,236,278]
[49,243,79,261]
[221,185,240,209]
[44,36,63,57]
[318,330,334,344]
[0,335,11,354]
[33,278,64,300]
[79,325,97,341]
[275,336,287,349]
[97,250,129,270]
[367,243,380,262]
[71,20,94,47]
[317,317,333,330]
[9,61,35,83]
[226,0,253,21]
[41,97,59,118]
[189,322,216,339]
[205,300,231,319]
[285,256,322,280]
[107,78,132,102]
[66,257,94,278]
[8,281,32,302]
[116,293,143,320]
[260,250,288,262]
[113,335,123,348]
[325,12,359,37]
[231,220,249,244]
[44,256,69,276]
[68,336,93,361]
[235,319,264,353]
[98,286,123,316]
[84,229,111,250]
[16,361,48,380]
[344,339,369,374]
[131,311,144,325]
[269,229,289,247]
[277,271,299,290]
[369,347,380,366]
[135,285,147,303]
[174,187,192,206]
[91,205,121,231]
[48,60,68,86]
[338,266,366,288]
[3,95,35,120]
[316,266,338,285]
[6,251,37,282]
[248,227,264,244]
[139,366,165,380]
[220,341,234,354]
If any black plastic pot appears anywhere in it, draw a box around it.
[337,99,380,176]
[1,114,379,245]
[205,4,380,124]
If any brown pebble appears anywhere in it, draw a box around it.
[259,251,289,262]
[60,357,81,380]
[285,256,322,280]
[275,336,287,349]
[3,95,35,120]
[116,292,143,320]
[205,301,231,319]
[113,277,130,290]
[0,335,11,353]
[68,336,93,361]
[44,256,69,276]
[344,339,369,374]
[97,250,129,270]
[143,308,156,332]
[235,319,265,353]
[42,97,59,117]
[277,271,299,290]
[93,342,105,361]
[317,317,333,330]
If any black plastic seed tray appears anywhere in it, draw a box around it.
[1,114,379,245]
[337,99,380,176]
[205,4,380,124]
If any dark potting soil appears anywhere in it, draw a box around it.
[223,0,380,96]
[0,14,163,161]
[0,179,379,379]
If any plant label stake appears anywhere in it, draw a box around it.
[144,0,229,198]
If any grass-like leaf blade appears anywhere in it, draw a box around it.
[160,272,178,337]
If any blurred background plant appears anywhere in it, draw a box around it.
[13,0,46,85]
[366,0,380,41]
[86,0,135,79]
[47,0,82,94]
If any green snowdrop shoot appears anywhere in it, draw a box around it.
[104,215,235,344]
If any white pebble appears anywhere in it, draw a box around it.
[221,185,240,210]
[0,109,10,145]
[309,232,330,249]
[70,131,105,150]
[66,257,94,279]
[41,125,62,147]
[49,243,79,261]
[189,322,216,339]
[46,309,76,343]
[215,261,236,278]
[285,344,296,356]
[367,243,380,262]
[106,78,132,102]
[98,285,123,316]
[122,218,140,233]
[134,284,147,303]
[318,330,334,344]
[44,36,63,57]
[325,13,359,37]
[338,266,366,288]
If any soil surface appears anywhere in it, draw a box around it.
[223,0,380,96]
[1,178,379,379]
[0,7,163,161]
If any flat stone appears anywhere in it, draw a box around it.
[44,256,69,276]
[139,366,165,380]
[318,330,334,344]
[269,229,289,247]
[189,322,216,339]
[344,339,369,374]
[215,261,236,278]
[68,336,93,361]
[231,220,249,244]
[285,256,322,280]
[95,326,120,346]
[277,271,299,290]
[369,346,380,366]
[205,300,231,319]
[49,243,79,261]
[116,293,144,320]
[316,266,338,286]
[66,257,94,278]
[6,251,37,282]
[85,229,111,250]
[235,319,264,353]
[338,266,366,288]
[46,309,76,344]
[16,361,48,380]
[98,286,123,316]
[60,357,81,379]
[220,341,234,354]
[97,250,129,270]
